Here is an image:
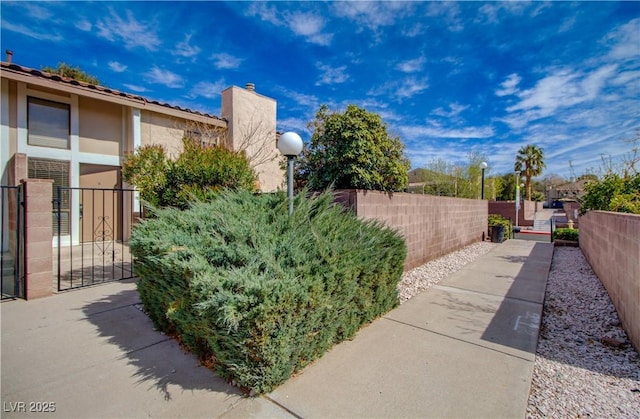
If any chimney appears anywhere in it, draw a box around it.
[245,82,255,92]
[5,50,13,64]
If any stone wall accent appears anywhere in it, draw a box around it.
[336,190,487,271]
[22,179,54,299]
[580,211,640,352]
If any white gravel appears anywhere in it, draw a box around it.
[397,241,497,304]
[526,247,640,418]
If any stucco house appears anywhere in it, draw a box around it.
[1,58,283,298]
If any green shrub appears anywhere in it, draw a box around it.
[130,189,406,394]
[580,172,640,215]
[122,138,257,210]
[553,228,579,242]
[488,214,512,240]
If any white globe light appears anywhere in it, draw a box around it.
[480,161,488,169]
[278,132,303,156]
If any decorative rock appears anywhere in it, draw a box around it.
[526,247,640,418]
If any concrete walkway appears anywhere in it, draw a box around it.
[1,239,552,418]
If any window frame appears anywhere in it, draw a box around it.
[27,96,71,150]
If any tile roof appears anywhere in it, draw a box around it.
[1,61,224,121]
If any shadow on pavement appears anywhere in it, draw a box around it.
[480,242,552,355]
[81,286,242,401]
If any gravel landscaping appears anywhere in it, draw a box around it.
[526,247,640,418]
[397,241,497,304]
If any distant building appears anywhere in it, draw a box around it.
[546,179,588,206]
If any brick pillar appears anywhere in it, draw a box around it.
[22,179,54,299]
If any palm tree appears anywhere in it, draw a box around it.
[514,144,546,201]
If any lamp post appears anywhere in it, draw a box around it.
[480,162,488,200]
[277,132,303,215]
[515,171,520,228]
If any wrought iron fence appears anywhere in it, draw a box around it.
[1,185,24,300]
[54,187,139,291]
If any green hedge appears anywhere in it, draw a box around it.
[488,214,512,240]
[130,189,406,394]
[553,228,579,242]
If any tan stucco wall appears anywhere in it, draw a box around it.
[78,97,122,156]
[140,111,185,158]
[7,80,18,155]
[221,86,282,192]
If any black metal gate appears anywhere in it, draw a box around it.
[54,187,138,291]
[1,185,25,300]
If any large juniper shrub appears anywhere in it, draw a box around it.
[130,189,406,394]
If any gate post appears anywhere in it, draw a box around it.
[22,179,54,299]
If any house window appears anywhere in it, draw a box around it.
[28,158,70,235]
[27,97,70,149]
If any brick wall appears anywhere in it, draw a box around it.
[580,211,640,352]
[488,200,537,227]
[335,190,487,271]
[22,179,54,299]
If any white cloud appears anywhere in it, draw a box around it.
[123,84,148,93]
[431,103,469,118]
[399,124,495,140]
[189,80,226,99]
[495,73,521,97]
[611,70,640,86]
[402,24,424,38]
[175,34,201,58]
[277,117,310,135]
[426,2,463,32]
[146,67,183,88]
[24,3,53,20]
[108,61,127,73]
[397,78,429,100]
[96,9,161,51]
[288,12,333,46]
[478,2,533,24]
[396,56,426,73]
[558,16,577,33]
[0,20,62,41]
[247,2,279,25]
[284,89,320,109]
[248,4,332,46]
[75,20,92,31]
[369,76,429,101]
[316,63,349,86]
[333,1,415,32]
[604,18,640,61]
[507,65,618,117]
[210,53,243,70]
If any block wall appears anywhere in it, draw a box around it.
[22,178,54,299]
[488,201,537,227]
[580,211,640,352]
[336,190,487,271]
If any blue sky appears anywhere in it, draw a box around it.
[2,1,639,179]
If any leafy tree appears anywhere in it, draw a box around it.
[495,172,517,201]
[411,153,493,199]
[515,144,546,201]
[580,173,640,214]
[123,138,257,209]
[122,144,168,208]
[300,104,410,191]
[579,131,640,215]
[41,62,100,85]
